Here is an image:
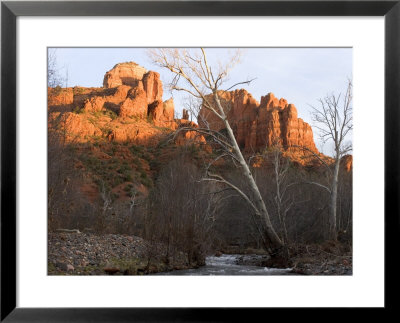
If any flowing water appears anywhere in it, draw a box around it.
[156,254,292,275]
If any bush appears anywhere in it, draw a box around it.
[140,176,152,187]
[149,159,161,171]
[73,106,83,114]
[124,183,134,192]
[124,173,133,182]
[104,110,118,120]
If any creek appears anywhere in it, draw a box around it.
[156,254,292,275]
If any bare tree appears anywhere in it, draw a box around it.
[144,155,221,267]
[149,48,286,260]
[48,49,65,88]
[269,146,293,247]
[310,80,353,240]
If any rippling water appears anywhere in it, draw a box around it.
[156,254,292,275]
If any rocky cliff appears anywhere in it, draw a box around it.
[340,154,353,172]
[199,90,318,158]
[49,62,331,165]
[48,62,183,144]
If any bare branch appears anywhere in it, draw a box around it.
[202,172,260,217]
[225,78,257,92]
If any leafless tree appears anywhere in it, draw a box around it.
[48,49,66,88]
[149,48,286,260]
[144,155,222,267]
[268,146,293,247]
[309,80,353,240]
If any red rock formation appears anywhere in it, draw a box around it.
[48,87,74,107]
[182,109,189,120]
[48,87,74,112]
[49,61,174,124]
[106,85,132,104]
[119,86,148,118]
[340,154,353,172]
[142,71,163,104]
[174,119,208,148]
[48,62,179,145]
[83,96,105,112]
[163,98,175,122]
[199,90,318,156]
[259,92,287,110]
[108,120,163,145]
[103,62,147,88]
[51,112,102,141]
[148,98,175,127]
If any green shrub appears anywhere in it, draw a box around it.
[140,176,153,188]
[73,106,84,114]
[149,159,161,171]
[124,173,133,182]
[105,110,118,120]
[124,183,134,192]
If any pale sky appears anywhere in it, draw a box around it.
[50,47,352,154]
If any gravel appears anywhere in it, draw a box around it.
[48,232,148,275]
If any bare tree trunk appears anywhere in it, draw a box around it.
[329,158,340,240]
[309,80,352,241]
[214,94,284,252]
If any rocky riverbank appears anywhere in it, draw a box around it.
[48,232,200,275]
[288,241,352,275]
[48,232,352,276]
[233,241,352,275]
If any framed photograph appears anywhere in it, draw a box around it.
[1,0,399,321]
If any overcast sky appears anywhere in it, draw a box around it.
[50,47,352,154]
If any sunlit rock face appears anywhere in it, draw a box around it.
[199,90,318,156]
[48,61,207,145]
[103,62,148,88]
[48,61,319,160]
[340,154,353,172]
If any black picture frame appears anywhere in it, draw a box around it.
[1,1,399,321]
